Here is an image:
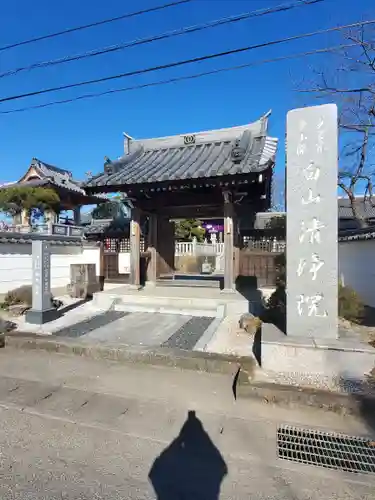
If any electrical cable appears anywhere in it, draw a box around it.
[0,43,355,114]
[0,18,373,105]
[0,0,323,79]
[0,0,192,52]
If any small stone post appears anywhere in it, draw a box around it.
[25,240,61,324]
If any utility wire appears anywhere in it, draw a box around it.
[0,0,322,79]
[0,18,373,105]
[0,43,356,115]
[0,0,192,52]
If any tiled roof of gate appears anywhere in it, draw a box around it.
[85,114,277,189]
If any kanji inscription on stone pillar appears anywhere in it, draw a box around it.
[286,104,338,339]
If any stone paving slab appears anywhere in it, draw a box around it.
[54,310,128,338]
[81,311,194,347]
[162,316,215,350]
[4,293,217,351]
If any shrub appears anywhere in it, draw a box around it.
[3,285,33,307]
[338,283,365,323]
[262,252,286,332]
[274,252,286,287]
[2,285,61,311]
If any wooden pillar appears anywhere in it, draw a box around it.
[73,206,81,225]
[233,208,241,282]
[99,240,105,291]
[130,207,141,289]
[223,192,235,292]
[156,217,175,277]
[146,213,157,285]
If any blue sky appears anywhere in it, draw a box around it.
[0,0,373,187]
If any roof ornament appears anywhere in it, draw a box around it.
[231,130,251,164]
[103,145,144,175]
[104,156,113,174]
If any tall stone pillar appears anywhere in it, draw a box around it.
[222,191,235,292]
[130,207,141,289]
[286,104,338,339]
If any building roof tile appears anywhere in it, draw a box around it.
[85,114,277,190]
[29,158,85,194]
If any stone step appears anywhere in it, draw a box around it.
[156,278,221,289]
[93,292,224,318]
[113,302,221,318]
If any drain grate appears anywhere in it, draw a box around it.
[277,425,375,475]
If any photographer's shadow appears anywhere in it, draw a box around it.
[149,410,228,500]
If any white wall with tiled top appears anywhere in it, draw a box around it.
[0,243,100,295]
[0,238,373,307]
[338,239,375,307]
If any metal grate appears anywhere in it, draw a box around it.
[277,425,375,475]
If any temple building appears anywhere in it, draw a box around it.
[1,158,104,225]
[84,112,278,290]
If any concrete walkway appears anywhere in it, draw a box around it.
[0,349,374,499]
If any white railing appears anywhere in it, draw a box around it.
[175,238,224,256]
[175,236,285,256]
[0,222,84,238]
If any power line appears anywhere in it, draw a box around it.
[0,43,355,115]
[0,0,192,52]
[0,0,322,79]
[0,18,373,105]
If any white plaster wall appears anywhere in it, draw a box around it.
[0,243,100,294]
[338,239,375,307]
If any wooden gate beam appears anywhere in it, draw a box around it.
[222,191,236,292]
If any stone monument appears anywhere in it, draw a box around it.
[286,103,338,339]
[259,104,375,390]
[25,240,61,324]
[67,263,99,299]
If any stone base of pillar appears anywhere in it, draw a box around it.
[127,284,143,291]
[144,281,157,288]
[25,308,61,325]
[259,323,375,391]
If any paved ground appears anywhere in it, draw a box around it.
[4,300,215,350]
[0,348,374,499]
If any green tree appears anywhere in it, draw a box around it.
[174,219,205,242]
[0,186,60,225]
[265,215,286,232]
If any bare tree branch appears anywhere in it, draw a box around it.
[298,25,375,227]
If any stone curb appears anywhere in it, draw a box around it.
[4,333,254,377]
[236,375,375,421]
[4,333,375,421]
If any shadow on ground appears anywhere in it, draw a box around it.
[58,297,92,315]
[235,276,265,316]
[149,410,228,500]
[339,375,375,436]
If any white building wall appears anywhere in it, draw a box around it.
[0,243,100,295]
[338,239,375,307]
[0,238,374,307]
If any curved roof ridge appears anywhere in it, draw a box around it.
[129,112,270,152]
